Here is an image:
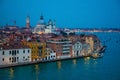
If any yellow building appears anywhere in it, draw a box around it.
[85,37,94,53]
[23,41,46,61]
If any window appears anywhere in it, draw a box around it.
[2,51,4,55]
[17,50,19,54]
[9,51,11,55]
[9,58,11,61]
[28,50,30,53]
[23,50,25,53]
[17,57,19,62]
[12,50,14,55]
[2,58,4,61]
[14,57,16,62]
[12,57,14,63]
[15,50,16,55]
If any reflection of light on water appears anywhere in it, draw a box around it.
[84,57,98,71]
[83,57,91,70]
[57,61,61,69]
[35,64,39,72]
[93,59,98,65]
[9,68,14,80]
[35,64,39,80]
[73,59,76,65]
[84,57,90,64]
[84,57,90,60]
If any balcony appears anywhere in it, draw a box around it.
[62,44,72,46]
[63,47,70,50]
[47,40,71,44]
[62,50,70,53]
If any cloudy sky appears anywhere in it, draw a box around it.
[0,0,120,28]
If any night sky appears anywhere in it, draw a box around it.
[0,0,120,28]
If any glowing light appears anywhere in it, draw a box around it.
[84,57,90,61]
[57,61,61,69]
[9,68,14,79]
[73,59,76,65]
[35,64,39,80]
[84,57,90,65]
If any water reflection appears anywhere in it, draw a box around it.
[83,57,91,70]
[57,61,61,69]
[35,64,40,80]
[9,68,14,80]
[84,57,90,65]
[35,64,39,73]
[93,59,98,65]
[73,59,76,65]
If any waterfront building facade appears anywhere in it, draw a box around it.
[85,35,100,53]
[72,41,83,57]
[47,36,72,59]
[85,36,94,53]
[0,47,31,66]
[46,48,56,60]
[23,41,46,61]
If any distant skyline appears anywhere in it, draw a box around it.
[0,0,120,28]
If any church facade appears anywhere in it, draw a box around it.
[34,15,56,34]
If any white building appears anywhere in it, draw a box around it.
[34,16,57,34]
[45,19,56,34]
[46,48,56,60]
[34,15,46,34]
[0,48,31,66]
[72,41,82,57]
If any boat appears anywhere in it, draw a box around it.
[91,53,103,58]
[98,45,106,53]
[91,46,106,58]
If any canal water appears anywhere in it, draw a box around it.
[0,32,120,80]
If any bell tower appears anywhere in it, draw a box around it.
[26,16,30,28]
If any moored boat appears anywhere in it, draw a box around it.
[91,45,106,58]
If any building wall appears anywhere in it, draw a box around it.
[85,37,94,53]
[34,24,45,34]
[23,41,46,61]
[46,48,56,60]
[47,43,62,57]
[47,38,72,59]
[72,41,82,57]
[0,48,31,65]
